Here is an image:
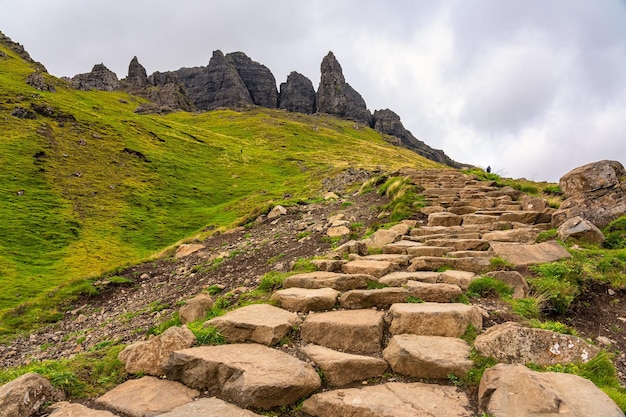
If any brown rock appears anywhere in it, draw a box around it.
[498,211,540,224]
[481,228,540,244]
[205,304,301,345]
[301,309,384,354]
[164,344,320,409]
[379,271,440,286]
[427,212,463,227]
[267,205,287,219]
[174,243,205,259]
[327,225,350,237]
[490,241,572,266]
[383,334,473,378]
[474,322,599,366]
[334,240,368,256]
[339,287,410,309]
[302,382,473,417]
[557,216,605,243]
[0,373,64,417]
[439,270,476,290]
[389,302,483,337]
[485,271,529,298]
[270,287,339,312]
[47,402,117,417]
[179,292,213,324]
[118,326,196,376]
[301,344,388,386]
[479,363,624,417]
[96,376,199,417]
[341,259,396,278]
[405,280,463,303]
[283,271,375,291]
[157,397,263,417]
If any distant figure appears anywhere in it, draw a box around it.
[486,166,491,173]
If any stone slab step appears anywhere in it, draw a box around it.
[48,402,118,417]
[490,241,572,266]
[157,397,264,417]
[381,240,424,254]
[404,280,463,302]
[300,344,388,386]
[270,287,339,312]
[341,259,397,278]
[283,271,376,291]
[422,238,490,251]
[482,228,541,244]
[301,309,384,354]
[301,382,473,417]
[96,376,199,417]
[447,250,492,258]
[408,256,491,274]
[350,254,412,267]
[164,344,320,409]
[461,213,499,225]
[406,245,454,257]
[205,304,301,345]
[440,270,476,290]
[383,334,473,379]
[379,271,441,286]
[389,302,484,337]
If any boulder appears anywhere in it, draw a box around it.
[474,322,599,366]
[479,363,624,417]
[71,63,120,91]
[360,229,401,249]
[267,204,287,219]
[0,373,64,417]
[327,225,350,237]
[47,402,117,417]
[205,303,301,345]
[164,344,320,409]
[270,287,339,312]
[301,309,384,354]
[490,241,572,266]
[484,271,529,298]
[278,71,317,114]
[226,52,278,108]
[557,216,605,243]
[174,243,205,259]
[383,334,473,379]
[302,382,473,417]
[301,344,388,386]
[334,240,368,256]
[157,397,263,417]
[96,376,199,417]
[118,326,197,376]
[26,71,55,92]
[553,160,626,228]
[179,292,213,324]
[389,302,483,337]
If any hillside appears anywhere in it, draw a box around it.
[0,37,442,324]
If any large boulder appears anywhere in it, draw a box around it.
[125,56,148,90]
[479,363,624,417]
[118,325,197,376]
[0,373,64,417]
[226,52,278,108]
[71,63,120,91]
[557,216,605,244]
[178,292,213,324]
[474,322,599,366]
[278,71,317,114]
[553,160,626,228]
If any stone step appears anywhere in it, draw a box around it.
[407,256,491,274]
[341,259,398,278]
[406,245,454,257]
[283,271,377,291]
[300,309,385,354]
[388,302,484,337]
[350,254,412,267]
[379,271,441,286]
[447,250,492,258]
[48,402,118,417]
[158,397,264,417]
[164,344,321,409]
[422,238,490,251]
[205,304,301,345]
[300,344,388,386]
[383,334,473,379]
[381,240,424,254]
[270,287,340,312]
[340,282,462,309]
[301,382,473,417]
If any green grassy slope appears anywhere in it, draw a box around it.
[0,42,443,318]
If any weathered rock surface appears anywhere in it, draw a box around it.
[0,373,64,417]
[388,302,483,337]
[301,309,384,353]
[373,108,461,168]
[474,322,599,366]
[118,325,196,376]
[157,397,263,417]
[341,259,395,278]
[278,71,317,113]
[174,243,205,259]
[283,271,375,291]
[47,402,117,417]
[178,292,213,324]
[71,64,120,91]
[479,363,624,417]
[383,334,473,379]
[124,56,148,90]
[301,344,388,386]
[96,376,199,417]
[553,160,626,228]
[379,271,441,286]
[490,241,572,266]
[339,287,410,309]
[557,215,605,243]
[302,382,473,417]
[26,71,55,92]
[164,344,320,409]
[405,280,463,302]
[226,52,278,108]
[205,303,301,345]
[484,270,529,298]
[270,287,339,312]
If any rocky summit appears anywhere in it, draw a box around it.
[3,163,626,417]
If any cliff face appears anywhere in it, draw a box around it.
[66,48,462,168]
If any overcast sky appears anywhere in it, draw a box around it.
[2,0,625,182]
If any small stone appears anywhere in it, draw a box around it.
[597,336,613,346]
[608,289,616,296]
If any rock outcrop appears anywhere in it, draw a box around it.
[0,373,64,417]
[553,160,626,228]
[278,71,316,114]
[317,51,372,125]
[124,56,148,90]
[226,52,278,108]
[0,31,47,72]
[71,64,120,91]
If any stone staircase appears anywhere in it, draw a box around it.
[23,169,624,417]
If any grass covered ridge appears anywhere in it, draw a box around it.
[0,43,442,326]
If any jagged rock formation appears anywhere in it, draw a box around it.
[71,63,120,91]
[317,51,372,125]
[373,109,463,168]
[226,52,278,108]
[278,71,316,114]
[0,31,47,72]
[124,56,148,90]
